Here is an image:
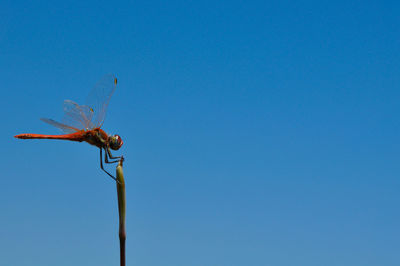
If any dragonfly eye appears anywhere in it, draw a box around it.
[109,134,123,150]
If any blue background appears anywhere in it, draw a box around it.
[1,1,400,265]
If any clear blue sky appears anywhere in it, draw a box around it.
[1,1,400,265]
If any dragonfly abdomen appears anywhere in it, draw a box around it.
[14,132,86,142]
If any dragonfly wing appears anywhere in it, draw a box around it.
[62,100,94,131]
[40,118,81,134]
[84,74,117,128]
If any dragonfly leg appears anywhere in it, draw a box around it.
[100,148,118,182]
[107,147,122,160]
[105,147,120,164]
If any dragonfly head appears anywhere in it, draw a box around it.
[109,134,123,150]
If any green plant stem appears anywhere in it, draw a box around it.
[116,157,126,266]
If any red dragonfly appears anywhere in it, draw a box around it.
[14,74,124,181]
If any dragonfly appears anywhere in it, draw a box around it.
[14,74,124,181]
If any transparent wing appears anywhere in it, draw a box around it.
[62,100,94,130]
[84,74,117,128]
[40,118,81,134]
[39,74,116,132]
